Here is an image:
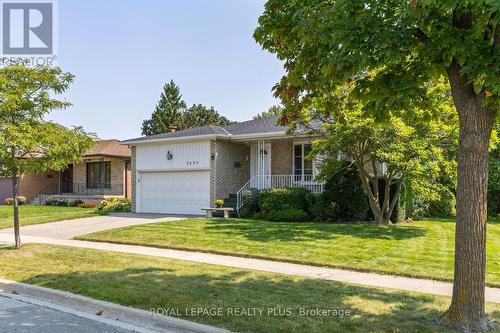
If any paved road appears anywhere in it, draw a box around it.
[0,213,186,239]
[0,296,134,333]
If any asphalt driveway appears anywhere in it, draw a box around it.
[0,213,186,239]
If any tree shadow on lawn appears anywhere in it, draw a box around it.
[20,266,476,333]
[203,219,427,243]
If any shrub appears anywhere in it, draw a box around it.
[267,209,310,222]
[259,187,310,216]
[45,198,69,206]
[323,164,369,221]
[98,197,131,213]
[240,188,260,217]
[78,202,97,208]
[427,191,456,217]
[4,196,27,205]
[305,193,325,221]
[67,199,85,207]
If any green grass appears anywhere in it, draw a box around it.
[0,205,99,228]
[1,244,499,333]
[77,217,500,286]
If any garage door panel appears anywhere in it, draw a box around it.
[139,171,209,214]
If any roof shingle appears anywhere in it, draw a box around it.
[85,139,131,158]
[121,116,287,144]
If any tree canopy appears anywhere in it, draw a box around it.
[142,80,232,135]
[253,105,283,119]
[306,82,458,225]
[255,0,499,330]
[178,104,233,129]
[0,65,96,248]
[142,80,186,136]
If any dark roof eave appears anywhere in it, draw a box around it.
[83,154,131,159]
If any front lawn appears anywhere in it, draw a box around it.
[1,244,499,333]
[78,217,500,286]
[0,205,99,229]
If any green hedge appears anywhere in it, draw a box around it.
[258,187,310,216]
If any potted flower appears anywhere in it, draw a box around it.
[214,199,224,208]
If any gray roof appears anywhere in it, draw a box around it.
[121,116,288,144]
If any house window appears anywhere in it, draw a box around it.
[293,143,313,181]
[86,161,111,188]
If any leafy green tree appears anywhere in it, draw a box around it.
[255,1,499,329]
[0,65,96,249]
[142,80,186,136]
[307,84,457,225]
[253,105,283,119]
[177,104,232,129]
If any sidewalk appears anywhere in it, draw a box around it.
[1,232,500,303]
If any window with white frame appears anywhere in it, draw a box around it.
[293,143,313,181]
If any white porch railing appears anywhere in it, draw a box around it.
[236,175,325,211]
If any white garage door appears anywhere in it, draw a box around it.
[139,171,210,215]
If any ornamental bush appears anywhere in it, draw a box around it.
[259,187,310,216]
[267,209,310,222]
[305,193,326,222]
[45,198,68,206]
[98,197,131,213]
[323,164,369,222]
[239,188,261,218]
[4,196,27,205]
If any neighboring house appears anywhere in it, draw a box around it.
[120,117,325,215]
[0,139,132,204]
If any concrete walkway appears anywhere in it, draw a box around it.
[0,213,186,239]
[1,232,500,303]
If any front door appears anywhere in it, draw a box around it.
[250,141,271,189]
[59,164,73,193]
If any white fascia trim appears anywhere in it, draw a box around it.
[229,131,288,141]
[120,131,291,146]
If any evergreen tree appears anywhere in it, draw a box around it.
[141,80,186,136]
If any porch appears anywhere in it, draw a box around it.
[34,157,130,204]
[213,138,324,211]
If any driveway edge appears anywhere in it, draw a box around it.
[0,278,231,333]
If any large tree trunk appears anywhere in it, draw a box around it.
[12,167,21,249]
[441,64,496,331]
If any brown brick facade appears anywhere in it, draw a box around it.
[19,170,59,201]
[72,157,129,195]
[271,139,293,175]
[214,141,250,200]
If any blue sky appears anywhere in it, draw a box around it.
[50,0,283,140]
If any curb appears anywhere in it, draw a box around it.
[0,278,231,333]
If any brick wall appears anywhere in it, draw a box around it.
[73,157,128,195]
[214,141,250,200]
[19,170,59,201]
[271,139,293,175]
